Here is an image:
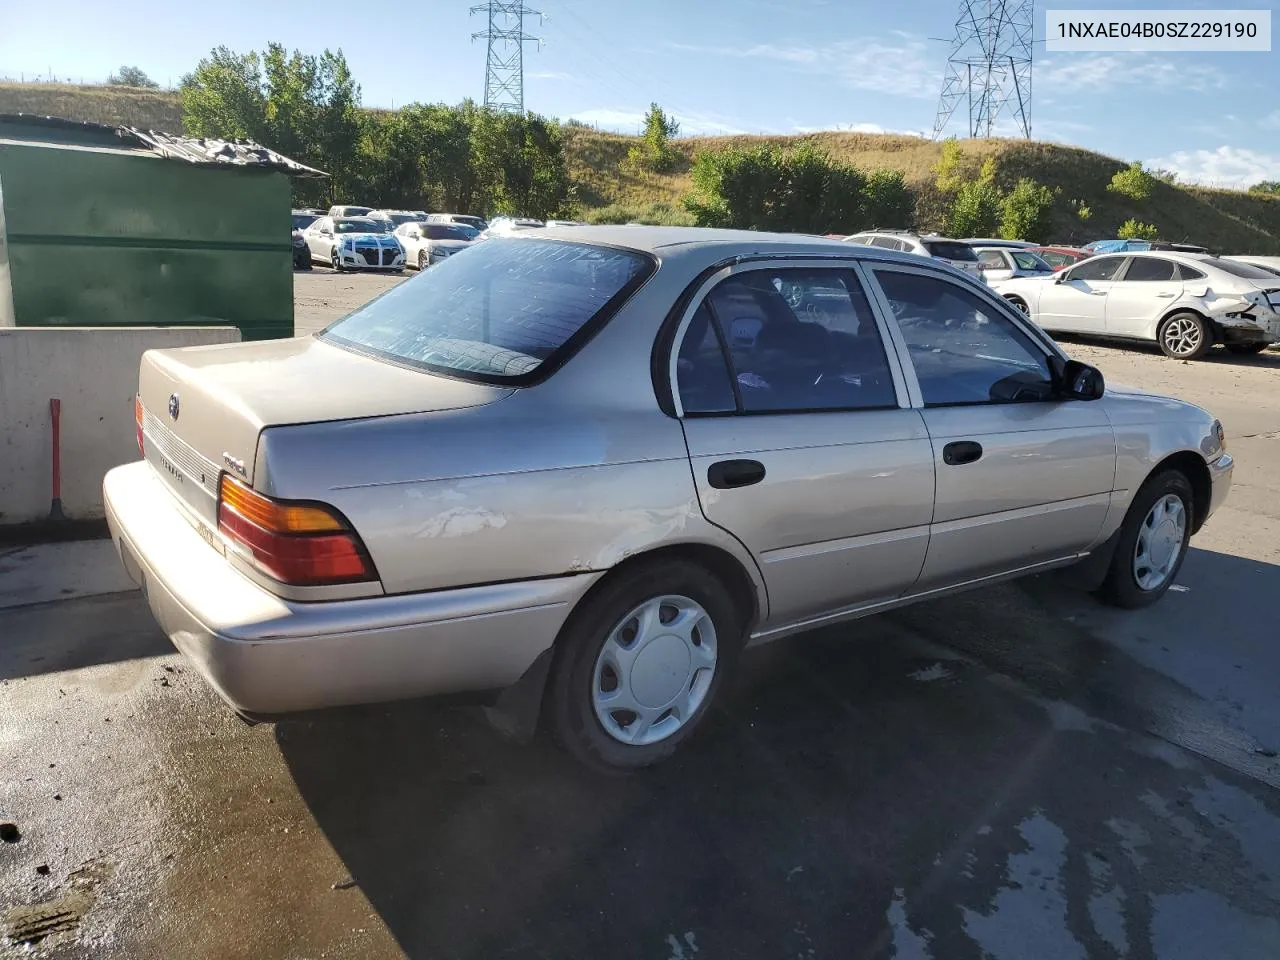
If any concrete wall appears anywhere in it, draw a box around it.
[0,326,240,525]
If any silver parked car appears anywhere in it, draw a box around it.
[104,227,1233,771]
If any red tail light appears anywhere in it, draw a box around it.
[217,474,377,586]
[135,396,145,456]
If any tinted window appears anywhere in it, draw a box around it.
[322,239,652,383]
[977,250,1007,269]
[1067,257,1126,282]
[291,213,318,230]
[845,236,872,245]
[424,224,474,241]
[923,241,978,262]
[873,270,1054,406]
[869,237,900,249]
[1199,257,1280,280]
[1011,251,1054,272]
[1122,257,1177,282]
[1038,251,1074,269]
[683,269,897,414]
[334,218,382,234]
[1177,263,1207,281]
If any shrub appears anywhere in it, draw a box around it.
[1000,178,1055,243]
[1108,162,1155,202]
[935,137,967,193]
[625,102,681,173]
[946,179,1002,237]
[864,168,916,229]
[1117,218,1159,240]
[584,201,694,226]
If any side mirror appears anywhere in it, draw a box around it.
[1059,359,1105,400]
[1055,272,1068,283]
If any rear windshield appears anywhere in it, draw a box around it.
[334,218,386,234]
[1199,257,1279,281]
[1011,251,1054,272]
[321,238,654,383]
[923,240,978,262]
[424,224,475,240]
[292,213,318,230]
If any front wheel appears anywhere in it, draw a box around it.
[1096,470,1194,609]
[418,250,427,271]
[1157,312,1211,360]
[1226,342,1270,356]
[1004,295,1030,317]
[331,248,345,272]
[546,560,745,772]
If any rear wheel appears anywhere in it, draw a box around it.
[1157,312,1210,360]
[1226,342,1270,355]
[1096,469,1193,609]
[546,560,745,772]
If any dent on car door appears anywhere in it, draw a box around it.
[1103,256,1183,338]
[673,265,934,629]
[867,267,1117,591]
[1035,256,1126,332]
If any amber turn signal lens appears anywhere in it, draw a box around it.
[219,474,344,534]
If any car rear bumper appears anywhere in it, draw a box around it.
[103,460,598,716]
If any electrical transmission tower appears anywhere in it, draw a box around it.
[470,1,543,114]
[932,0,1034,140]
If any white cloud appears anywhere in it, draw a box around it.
[791,121,928,137]
[569,107,747,136]
[665,35,938,100]
[1147,145,1280,189]
[1038,54,1226,93]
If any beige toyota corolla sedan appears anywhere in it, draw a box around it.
[104,227,1233,771]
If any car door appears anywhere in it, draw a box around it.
[1033,255,1127,332]
[977,249,1014,282]
[866,265,1116,591]
[1103,255,1184,338]
[396,223,422,265]
[306,218,333,260]
[673,263,935,629]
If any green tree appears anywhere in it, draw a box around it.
[626,102,681,173]
[1108,161,1155,202]
[947,179,1002,237]
[1117,218,1159,240]
[999,178,1056,243]
[107,66,159,88]
[863,169,915,228]
[935,137,967,192]
[1249,181,1280,196]
[180,46,269,142]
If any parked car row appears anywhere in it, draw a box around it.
[838,229,1280,360]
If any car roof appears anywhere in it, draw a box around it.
[523,224,865,254]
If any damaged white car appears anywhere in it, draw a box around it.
[992,251,1280,359]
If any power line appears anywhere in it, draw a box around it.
[470,1,544,113]
[932,0,1034,139]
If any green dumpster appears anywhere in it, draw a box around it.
[0,115,326,341]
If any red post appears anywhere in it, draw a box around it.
[49,398,65,521]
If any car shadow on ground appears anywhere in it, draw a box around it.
[276,547,1280,959]
[0,591,168,680]
[1052,332,1280,368]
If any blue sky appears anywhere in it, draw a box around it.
[3,0,1278,188]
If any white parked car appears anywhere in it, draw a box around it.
[304,216,405,272]
[993,251,1280,359]
[843,231,984,281]
[394,220,478,270]
[483,217,546,238]
[972,246,1057,283]
[1224,255,1280,278]
[368,209,429,229]
[327,204,374,219]
[963,238,1036,249]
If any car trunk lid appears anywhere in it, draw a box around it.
[137,336,511,526]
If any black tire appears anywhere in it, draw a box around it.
[1005,295,1030,317]
[1096,469,1194,609]
[331,248,344,272]
[418,251,428,271]
[546,559,746,773]
[1157,312,1211,360]
[294,252,312,271]
[1226,342,1269,356]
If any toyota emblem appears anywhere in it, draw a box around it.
[168,393,180,420]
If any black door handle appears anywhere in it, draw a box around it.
[708,459,766,489]
[942,441,984,466]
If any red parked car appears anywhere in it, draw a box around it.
[1028,246,1091,272]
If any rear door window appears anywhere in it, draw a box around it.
[1066,256,1127,282]
[1120,257,1178,282]
[977,250,1007,270]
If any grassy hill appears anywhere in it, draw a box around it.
[5,81,1279,253]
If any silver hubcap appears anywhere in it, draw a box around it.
[1133,494,1187,591]
[591,595,717,747]
[1162,317,1202,357]
[1011,298,1028,315]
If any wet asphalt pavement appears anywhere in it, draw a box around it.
[2,277,1280,959]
